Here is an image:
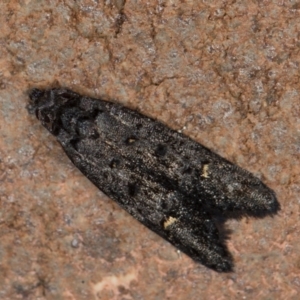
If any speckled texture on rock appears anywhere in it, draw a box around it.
[0,0,299,299]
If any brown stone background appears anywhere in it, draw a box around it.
[0,0,299,299]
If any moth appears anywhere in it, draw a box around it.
[29,88,279,272]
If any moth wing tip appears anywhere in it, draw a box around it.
[200,254,234,273]
[260,190,280,216]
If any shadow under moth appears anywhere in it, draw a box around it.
[28,88,279,272]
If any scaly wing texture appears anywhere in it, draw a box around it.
[29,88,280,272]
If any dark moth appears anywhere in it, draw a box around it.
[28,88,279,272]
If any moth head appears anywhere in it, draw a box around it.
[28,88,78,135]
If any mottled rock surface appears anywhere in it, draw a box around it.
[0,1,299,299]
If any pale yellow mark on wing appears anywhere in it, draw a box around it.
[201,164,209,178]
[164,216,177,229]
[127,138,136,144]
[104,140,113,146]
